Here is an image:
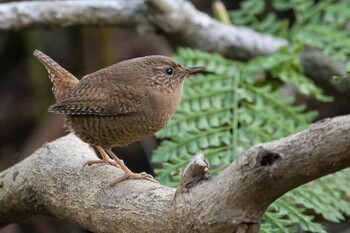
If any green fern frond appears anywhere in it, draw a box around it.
[266,170,350,232]
[153,0,350,232]
[262,199,325,233]
[152,47,349,232]
[154,47,323,174]
[230,0,350,69]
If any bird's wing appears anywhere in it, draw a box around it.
[48,81,141,116]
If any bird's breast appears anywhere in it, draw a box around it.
[141,87,182,129]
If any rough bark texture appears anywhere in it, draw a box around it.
[1,115,350,233]
[0,1,148,30]
[0,0,347,94]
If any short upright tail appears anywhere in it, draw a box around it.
[33,49,79,102]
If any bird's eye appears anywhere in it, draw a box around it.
[165,67,173,76]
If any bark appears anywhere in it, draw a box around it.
[0,1,147,30]
[0,0,347,94]
[1,114,350,233]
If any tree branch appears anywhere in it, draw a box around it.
[0,0,347,94]
[1,115,350,233]
[0,1,148,29]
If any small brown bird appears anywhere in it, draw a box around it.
[33,50,205,185]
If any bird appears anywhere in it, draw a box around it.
[33,49,205,185]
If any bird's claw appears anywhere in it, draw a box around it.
[109,171,159,187]
[81,159,118,172]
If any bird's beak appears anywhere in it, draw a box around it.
[186,66,206,74]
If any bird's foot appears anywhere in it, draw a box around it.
[102,148,159,186]
[82,158,119,171]
[109,171,159,187]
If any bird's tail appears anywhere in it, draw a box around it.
[33,49,79,102]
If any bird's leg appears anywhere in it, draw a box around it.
[104,148,158,186]
[82,146,119,171]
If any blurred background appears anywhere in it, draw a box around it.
[1,0,350,233]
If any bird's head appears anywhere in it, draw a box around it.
[126,55,205,91]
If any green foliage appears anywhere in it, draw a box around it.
[154,47,323,183]
[333,70,350,83]
[153,0,350,232]
[264,169,350,233]
[152,48,348,231]
[230,0,350,70]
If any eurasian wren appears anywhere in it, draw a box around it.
[33,50,205,185]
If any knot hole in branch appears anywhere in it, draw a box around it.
[258,149,281,166]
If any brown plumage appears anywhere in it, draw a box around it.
[33,49,205,184]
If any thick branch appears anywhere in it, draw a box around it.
[0,0,347,94]
[0,1,148,29]
[1,115,350,233]
[0,135,176,233]
[148,0,287,59]
[214,115,350,216]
